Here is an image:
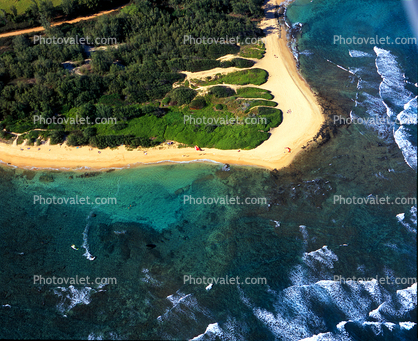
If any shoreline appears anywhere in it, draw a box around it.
[0,0,325,172]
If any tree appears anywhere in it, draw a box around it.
[80,0,99,10]
[12,35,30,53]
[83,127,96,139]
[62,0,76,16]
[39,14,51,30]
[9,6,17,18]
[91,51,113,74]
[50,130,65,144]
[67,131,87,146]
[209,86,236,98]
[190,97,206,109]
[38,0,55,20]
[170,87,197,105]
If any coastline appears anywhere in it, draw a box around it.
[0,0,325,172]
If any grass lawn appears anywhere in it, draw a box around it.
[92,101,282,150]
[239,42,266,59]
[0,0,62,15]
[195,68,268,86]
[236,87,274,100]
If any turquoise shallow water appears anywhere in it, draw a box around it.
[0,147,416,339]
[0,0,417,339]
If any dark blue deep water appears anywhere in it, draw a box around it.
[0,0,416,340]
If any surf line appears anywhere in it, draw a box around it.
[82,210,97,261]
[81,177,121,261]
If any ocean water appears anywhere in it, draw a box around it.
[0,0,417,340]
[286,0,418,171]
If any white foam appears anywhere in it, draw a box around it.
[368,283,417,322]
[53,285,95,316]
[349,50,373,58]
[303,246,338,270]
[399,321,416,330]
[299,332,341,341]
[167,291,191,306]
[394,126,417,170]
[189,323,224,340]
[397,97,418,126]
[396,206,417,233]
[373,46,417,170]
[299,225,309,249]
[82,221,96,261]
[374,47,415,110]
[140,268,162,287]
[238,275,417,341]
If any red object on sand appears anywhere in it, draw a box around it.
[285,147,291,153]
[195,145,201,151]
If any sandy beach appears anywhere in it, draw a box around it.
[0,0,325,171]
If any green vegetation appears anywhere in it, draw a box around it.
[162,107,282,149]
[239,43,266,59]
[196,69,268,86]
[220,58,255,68]
[0,0,62,17]
[241,100,277,113]
[169,87,197,106]
[0,0,124,34]
[0,130,14,141]
[209,86,236,98]
[236,87,274,100]
[190,97,206,110]
[0,0,277,150]
[253,106,283,119]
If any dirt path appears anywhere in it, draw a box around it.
[0,5,126,39]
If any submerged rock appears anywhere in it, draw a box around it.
[222,164,231,171]
[39,174,54,183]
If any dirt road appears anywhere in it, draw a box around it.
[0,5,126,39]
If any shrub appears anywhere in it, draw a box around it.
[50,131,65,145]
[98,94,124,106]
[67,131,87,146]
[215,104,224,110]
[220,58,255,68]
[209,86,236,98]
[236,87,274,100]
[190,97,206,109]
[203,69,268,86]
[83,127,97,139]
[162,97,170,105]
[232,58,255,68]
[112,122,128,131]
[17,135,25,145]
[170,87,197,105]
[89,135,157,149]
